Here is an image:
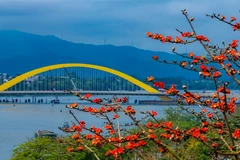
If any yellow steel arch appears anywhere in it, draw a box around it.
[0,63,159,93]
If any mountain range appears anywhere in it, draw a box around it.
[0,30,195,79]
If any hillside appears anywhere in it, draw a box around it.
[0,30,195,79]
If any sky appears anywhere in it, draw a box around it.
[0,0,239,53]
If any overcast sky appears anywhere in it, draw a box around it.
[0,0,239,53]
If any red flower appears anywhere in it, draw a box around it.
[215,122,224,129]
[181,32,192,37]
[146,122,153,128]
[163,121,173,128]
[180,61,188,67]
[122,97,128,103]
[192,129,201,138]
[104,125,112,130]
[221,15,226,20]
[231,16,236,21]
[199,64,208,72]
[72,133,80,139]
[109,130,115,134]
[100,106,106,112]
[226,63,232,67]
[94,128,102,134]
[84,93,92,99]
[166,36,172,41]
[233,22,240,31]
[233,129,240,139]
[113,114,119,119]
[213,71,221,78]
[153,82,165,88]
[152,55,159,60]
[147,133,156,140]
[217,86,230,94]
[196,35,210,42]
[202,121,209,127]
[147,76,154,82]
[85,134,93,140]
[146,32,153,37]
[116,98,122,103]
[150,110,158,116]
[199,135,208,142]
[92,98,102,103]
[201,108,207,113]
[67,147,74,152]
[188,52,194,57]
[79,121,86,127]
[230,40,239,48]
[77,146,84,151]
[207,113,214,119]
[211,143,218,148]
[175,36,184,43]
[125,142,135,150]
[166,85,179,94]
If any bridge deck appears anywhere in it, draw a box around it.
[1,91,239,99]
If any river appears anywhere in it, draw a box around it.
[0,95,200,160]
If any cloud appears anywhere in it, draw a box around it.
[0,0,239,53]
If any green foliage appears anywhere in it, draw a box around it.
[163,106,200,129]
[11,136,115,160]
[11,137,89,160]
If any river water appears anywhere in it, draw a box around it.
[0,95,200,160]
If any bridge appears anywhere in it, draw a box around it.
[0,91,169,96]
[1,63,238,101]
[0,63,175,100]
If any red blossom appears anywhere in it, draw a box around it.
[109,130,115,134]
[201,108,207,113]
[233,129,240,139]
[232,22,240,31]
[202,121,209,127]
[104,125,112,130]
[217,86,230,94]
[153,82,165,88]
[77,146,84,151]
[188,52,194,57]
[215,122,224,129]
[100,106,106,112]
[150,110,158,116]
[92,98,102,103]
[84,93,92,99]
[213,71,221,78]
[207,113,214,119]
[212,143,218,148]
[231,16,236,21]
[196,35,210,42]
[147,133,156,140]
[175,36,184,43]
[166,85,179,94]
[199,64,208,72]
[163,121,173,128]
[199,135,208,142]
[122,97,128,103]
[147,76,154,82]
[146,32,153,37]
[113,114,119,119]
[85,134,93,140]
[181,32,192,37]
[152,55,159,60]
[230,40,239,48]
[146,122,153,128]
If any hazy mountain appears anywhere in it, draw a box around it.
[0,30,195,79]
